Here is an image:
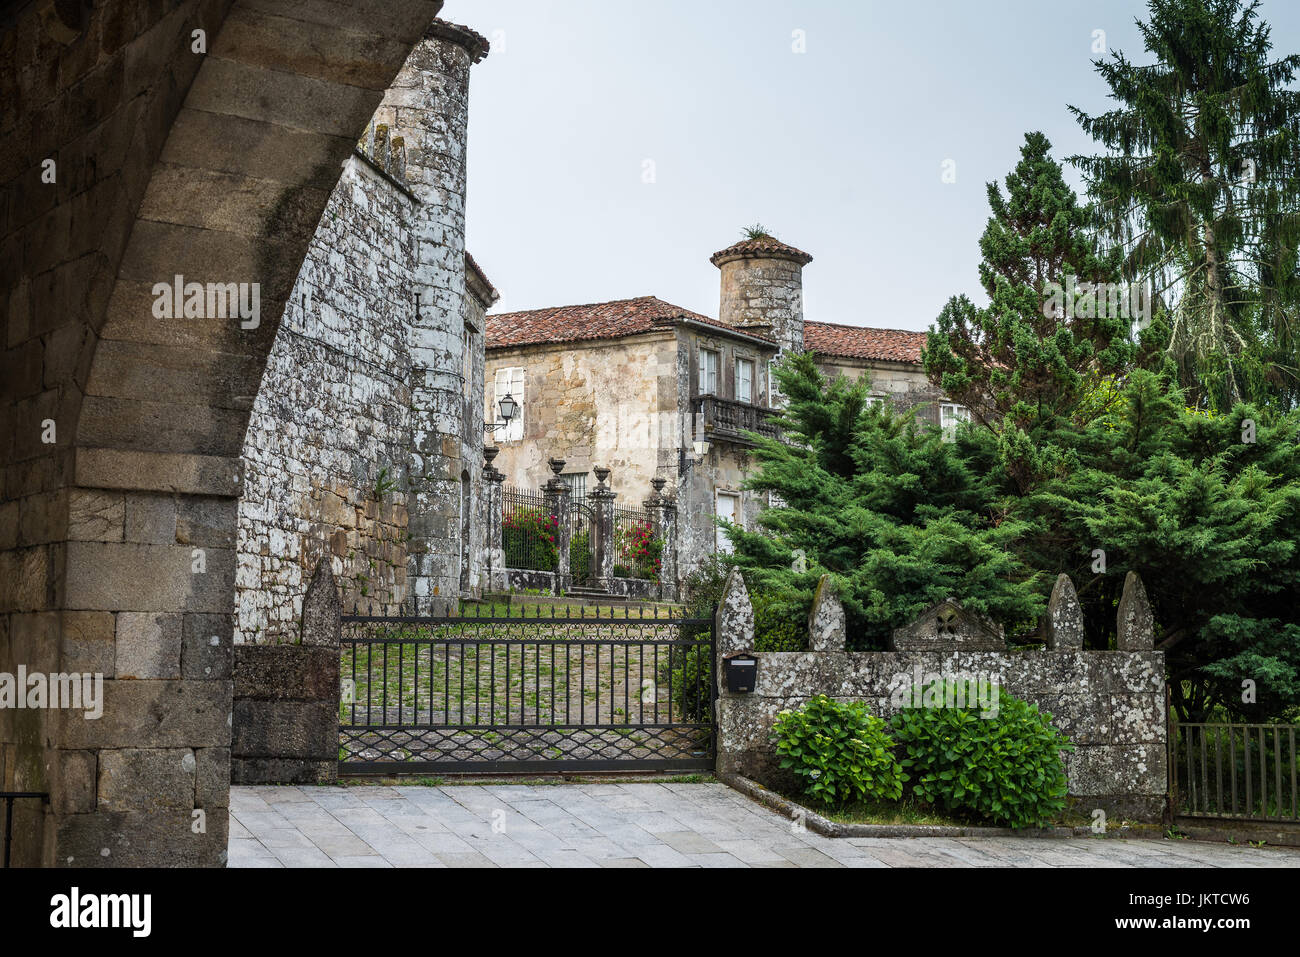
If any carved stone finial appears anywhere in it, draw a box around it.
[890,597,1005,652]
[1046,573,1084,650]
[1116,571,1154,651]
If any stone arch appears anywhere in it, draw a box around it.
[2,0,444,867]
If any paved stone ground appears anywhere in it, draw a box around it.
[228,783,1300,868]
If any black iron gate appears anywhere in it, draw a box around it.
[339,603,716,774]
[569,500,595,583]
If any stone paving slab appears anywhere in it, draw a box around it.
[228,783,1300,869]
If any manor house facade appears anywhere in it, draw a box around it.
[484,236,965,582]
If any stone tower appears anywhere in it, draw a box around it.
[711,234,813,356]
[373,20,491,608]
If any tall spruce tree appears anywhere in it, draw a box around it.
[1069,0,1300,410]
[925,131,1136,493]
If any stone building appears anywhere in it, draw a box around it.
[234,20,495,643]
[484,236,961,584]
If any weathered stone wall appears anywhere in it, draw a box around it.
[2,0,445,867]
[716,254,806,355]
[817,356,946,427]
[235,150,419,641]
[372,21,488,608]
[486,333,678,497]
[714,573,1168,822]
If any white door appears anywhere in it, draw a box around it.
[716,492,739,554]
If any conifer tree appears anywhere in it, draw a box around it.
[1070,0,1300,410]
[925,131,1136,493]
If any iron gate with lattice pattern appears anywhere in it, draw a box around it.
[339,604,715,774]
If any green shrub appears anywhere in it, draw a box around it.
[771,695,905,806]
[752,589,806,652]
[890,680,1073,828]
[502,507,558,572]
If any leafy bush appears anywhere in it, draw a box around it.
[890,681,1073,828]
[771,695,905,806]
[570,529,591,580]
[752,589,806,652]
[502,507,558,571]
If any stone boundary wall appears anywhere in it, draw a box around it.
[714,570,1168,821]
[231,563,341,785]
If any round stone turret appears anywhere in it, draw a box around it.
[711,235,813,354]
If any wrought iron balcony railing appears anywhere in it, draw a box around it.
[693,395,781,445]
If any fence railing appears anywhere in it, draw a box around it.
[502,485,557,572]
[1172,722,1299,822]
[1,792,48,868]
[613,505,662,581]
[693,395,780,445]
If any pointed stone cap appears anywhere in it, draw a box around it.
[300,559,342,648]
[711,236,813,268]
[808,575,846,652]
[1116,571,1154,651]
[715,567,754,658]
[1046,573,1084,651]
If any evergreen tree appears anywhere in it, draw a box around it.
[925,131,1136,493]
[1070,0,1300,410]
[726,352,1045,649]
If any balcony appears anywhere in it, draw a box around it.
[693,395,781,446]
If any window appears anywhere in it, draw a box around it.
[715,491,740,554]
[699,348,719,395]
[493,366,525,442]
[866,395,885,409]
[735,358,754,404]
[462,328,473,400]
[564,472,588,501]
[940,402,970,442]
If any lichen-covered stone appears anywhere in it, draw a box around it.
[1117,571,1155,651]
[807,574,846,652]
[1046,573,1084,650]
[890,597,1006,652]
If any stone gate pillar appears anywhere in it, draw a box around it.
[543,459,572,594]
[647,477,678,601]
[591,467,617,589]
[482,449,506,593]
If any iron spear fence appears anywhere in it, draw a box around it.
[1171,722,1299,822]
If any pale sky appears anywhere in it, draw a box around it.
[447,0,1300,331]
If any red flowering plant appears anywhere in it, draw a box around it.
[615,519,663,582]
[503,506,559,571]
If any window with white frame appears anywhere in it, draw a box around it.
[564,472,588,501]
[940,402,970,442]
[699,348,719,395]
[735,358,754,404]
[715,490,740,554]
[866,395,885,409]
[493,366,525,442]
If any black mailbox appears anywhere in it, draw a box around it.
[723,653,758,693]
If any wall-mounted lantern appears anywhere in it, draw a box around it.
[486,393,518,433]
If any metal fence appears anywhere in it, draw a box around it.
[339,601,715,774]
[613,505,662,581]
[1172,722,1299,822]
[502,485,556,572]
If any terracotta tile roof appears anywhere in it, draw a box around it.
[804,321,927,364]
[486,296,775,350]
[711,237,813,267]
